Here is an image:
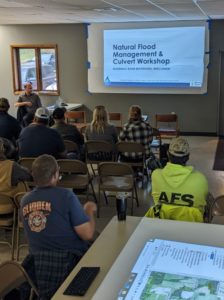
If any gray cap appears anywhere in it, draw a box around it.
[35,107,50,119]
[169,137,190,157]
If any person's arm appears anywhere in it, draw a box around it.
[15,98,32,108]
[74,202,96,240]
[11,162,32,186]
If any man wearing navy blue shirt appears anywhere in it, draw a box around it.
[18,107,67,158]
[21,154,96,299]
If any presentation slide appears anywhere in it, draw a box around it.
[118,239,224,300]
[104,27,205,88]
[87,21,209,94]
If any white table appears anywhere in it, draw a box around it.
[52,217,224,300]
[47,103,82,113]
[93,218,224,299]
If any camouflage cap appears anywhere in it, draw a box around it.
[169,137,190,157]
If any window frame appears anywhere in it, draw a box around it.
[11,44,60,95]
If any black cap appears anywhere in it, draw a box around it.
[52,107,66,119]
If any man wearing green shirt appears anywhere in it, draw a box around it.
[146,137,208,222]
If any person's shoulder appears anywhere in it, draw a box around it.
[191,168,207,180]
[7,113,20,123]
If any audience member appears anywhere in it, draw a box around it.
[146,137,208,222]
[21,154,96,299]
[15,82,42,126]
[52,106,84,143]
[0,139,31,198]
[18,107,66,158]
[85,105,118,143]
[119,105,153,160]
[0,97,21,145]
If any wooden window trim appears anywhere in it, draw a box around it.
[11,44,60,95]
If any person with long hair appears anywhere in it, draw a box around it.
[85,105,118,143]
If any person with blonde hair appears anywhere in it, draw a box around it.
[119,105,153,160]
[85,105,118,143]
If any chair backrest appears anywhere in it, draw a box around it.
[57,159,88,175]
[116,141,145,156]
[85,140,116,161]
[210,195,224,217]
[155,113,179,136]
[98,162,134,177]
[14,192,26,209]
[63,140,79,153]
[108,112,122,126]
[18,157,35,172]
[0,261,39,299]
[0,193,15,214]
[64,111,86,124]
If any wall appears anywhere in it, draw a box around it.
[0,21,223,134]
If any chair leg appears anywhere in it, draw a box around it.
[11,208,17,260]
[103,191,108,205]
[131,191,134,215]
[90,181,97,204]
[134,183,139,207]
[97,187,101,218]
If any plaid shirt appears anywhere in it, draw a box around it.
[119,120,153,159]
[21,249,83,299]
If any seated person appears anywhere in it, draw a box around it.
[0,97,21,146]
[15,82,42,127]
[21,154,96,299]
[119,105,153,161]
[51,107,85,160]
[85,105,118,144]
[18,107,67,159]
[146,137,208,222]
[0,139,31,198]
[85,105,118,160]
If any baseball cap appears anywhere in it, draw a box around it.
[52,107,66,119]
[169,137,190,157]
[35,107,50,119]
[0,98,10,110]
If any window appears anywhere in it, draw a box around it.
[11,45,59,95]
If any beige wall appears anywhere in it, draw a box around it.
[0,22,223,134]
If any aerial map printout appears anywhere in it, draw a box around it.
[118,239,224,300]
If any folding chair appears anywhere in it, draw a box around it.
[0,193,17,260]
[57,159,97,202]
[116,141,149,186]
[14,192,28,261]
[0,260,39,300]
[85,140,116,176]
[155,113,180,139]
[209,195,224,223]
[18,157,35,188]
[98,162,139,218]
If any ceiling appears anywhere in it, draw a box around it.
[0,0,224,24]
